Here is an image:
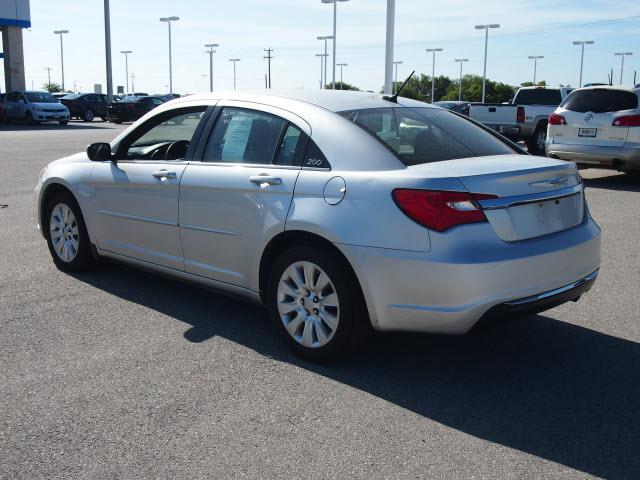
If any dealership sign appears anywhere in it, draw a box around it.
[0,0,31,28]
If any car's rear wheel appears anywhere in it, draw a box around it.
[267,245,369,361]
[527,123,548,156]
[45,192,96,272]
[25,111,35,125]
[83,109,94,122]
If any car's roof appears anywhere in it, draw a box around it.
[572,85,640,93]
[172,89,435,113]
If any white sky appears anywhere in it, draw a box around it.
[4,0,640,94]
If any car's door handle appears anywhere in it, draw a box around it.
[152,170,177,179]
[249,175,282,186]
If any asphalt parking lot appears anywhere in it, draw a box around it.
[1,121,639,479]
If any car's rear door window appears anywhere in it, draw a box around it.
[340,107,514,166]
[560,89,639,113]
[514,89,562,105]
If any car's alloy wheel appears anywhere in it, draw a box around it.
[277,261,340,348]
[83,109,94,121]
[536,129,546,151]
[49,203,80,263]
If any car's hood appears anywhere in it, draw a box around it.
[32,102,68,109]
[49,152,90,166]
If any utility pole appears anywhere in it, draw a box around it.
[229,58,240,90]
[159,16,180,94]
[130,73,135,92]
[455,58,469,101]
[321,0,350,90]
[315,53,328,89]
[205,43,219,92]
[44,67,53,87]
[572,41,594,88]
[426,48,443,103]
[384,0,395,95]
[263,48,274,88]
[393,61,403,94]
[475,24,500,103]
[614,52,633,85]
[120,50,132,95]
[528,55,544,85]
[317,36,333,88]
[53,30,69,91]
[337,63,347,89]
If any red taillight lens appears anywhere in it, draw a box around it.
[517,106,525,124]
[612,115,640,127]
[549,113,567,125]
[392,189,498,232]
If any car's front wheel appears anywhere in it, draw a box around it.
[267,245,369,361]
[45,192,96,272]
[527,123,548,156]
[83,109,94,122]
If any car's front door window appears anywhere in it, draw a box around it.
[117,107,207,161]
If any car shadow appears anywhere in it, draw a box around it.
[71,261,640,479]
[0,123,114,131]
[583,171,640,193]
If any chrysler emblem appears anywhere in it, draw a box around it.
[530,177,570,188]
[584,113,594,122]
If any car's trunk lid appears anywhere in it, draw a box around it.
[410,155,584,241]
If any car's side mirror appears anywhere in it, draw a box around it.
[87,142,113,161]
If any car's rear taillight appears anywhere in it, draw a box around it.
[517,106,525,124]
[612,114,640,127]
[392,189,498,232]
[549,113,567,125]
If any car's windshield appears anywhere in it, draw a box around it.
[560,89,639,113]
[514,89,563,106]
[339,107,514,166]
[61,94,82,100]
[25,92,58,103]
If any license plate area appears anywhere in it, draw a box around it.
[507,193,584,240]
[578,128,597,137]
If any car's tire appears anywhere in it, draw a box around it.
[527,123,548,156]
[25,111,35,125]
[113,119,122,124]
[267,245,370,362]
[59,121,68,126]
[44,191,96,272]
[82,109,94,122]
[100,117,107,122]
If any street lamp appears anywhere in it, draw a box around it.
[315,53,328,89]
[321,0,349,90]
[317,35,333,89]
[572,41,594,88]
[475,23,500,103]
[159,16,180,94]
[53,30,69,91]
[455,58,469,101]
[205,43,219,92]
[614,52,633,85]
[393,60,403,93]
[120,50,132,95]
[229,58,240,90]
[44,67,53,87]
[528,55,544,85]
[104,0,114,104]
[337,63,347,89]
[426,48,443,103]
[384,0,395,95]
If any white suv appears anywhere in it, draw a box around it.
[546,86,640,173]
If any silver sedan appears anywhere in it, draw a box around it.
[36,90,601,361]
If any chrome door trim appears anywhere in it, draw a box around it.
[180,224,240,236]
[504,269,598,306]
[97,209,178,226]
[479,184,583,210]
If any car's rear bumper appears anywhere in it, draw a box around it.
[337,215,601,334]
[546,141,640,170]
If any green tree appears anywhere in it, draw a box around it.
[520,80,547,87]
[326,81,360,91]
[42,82,62,93]
[384,74,454,103]
[441,75,516,103]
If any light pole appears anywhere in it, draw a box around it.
[263,48,274,89]
[104,0,113,104]
[337,63,347,89]
[120,50,132,95]
[426,48,443,103]
[614,52,633,85]
[159,16,179,94]
[455,58,469,101]
[229,58,240,90]
[44,67,53,87]
[572,41,594,87]
[528,55,543,85]
[475,24,500,103]
[393,61,403,93]
[384,0,395,95]
[321,0,349,90]
[315,53,328,89]
[317,35,333,88]
[53,30,69,91]
[205,43,219,92]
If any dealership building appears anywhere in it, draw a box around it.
[1,0,30,92]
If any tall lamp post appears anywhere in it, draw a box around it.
[205,43,219,92]
[614,52,633,85]
[475,23,500,103]
[337,63,347,89]
[321,0,349,90]
[572,40,594,88]
[53,30,69,91]
[315,53,328,89]
[44,67,53,87]
[159,16,179,94]
[455,58,469,101]
[528,55,543,85]
[393,60,403,93]
[384,0,395,95]
[426,48,443,103]
[120,50,132,95]
[104,0,113,104]
[229,58,240,90]
[317,35,333,88]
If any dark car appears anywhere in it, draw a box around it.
[60,93,108,122]
[0,93,6,123]
[433,100,471,115]
[107,96,165,123]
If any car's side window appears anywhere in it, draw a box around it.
[273,124,308,166]
[303,138,331,169]
[203,107,287,165]
[152,98,164,106]
[117,106,207,161]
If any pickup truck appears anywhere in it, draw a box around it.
[468,86,573,154]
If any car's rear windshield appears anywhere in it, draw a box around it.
[61,93,82,100]
[560,89,639,113]
[25,92,58,103]
[339,107,514,166]
[514,89,563,106]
